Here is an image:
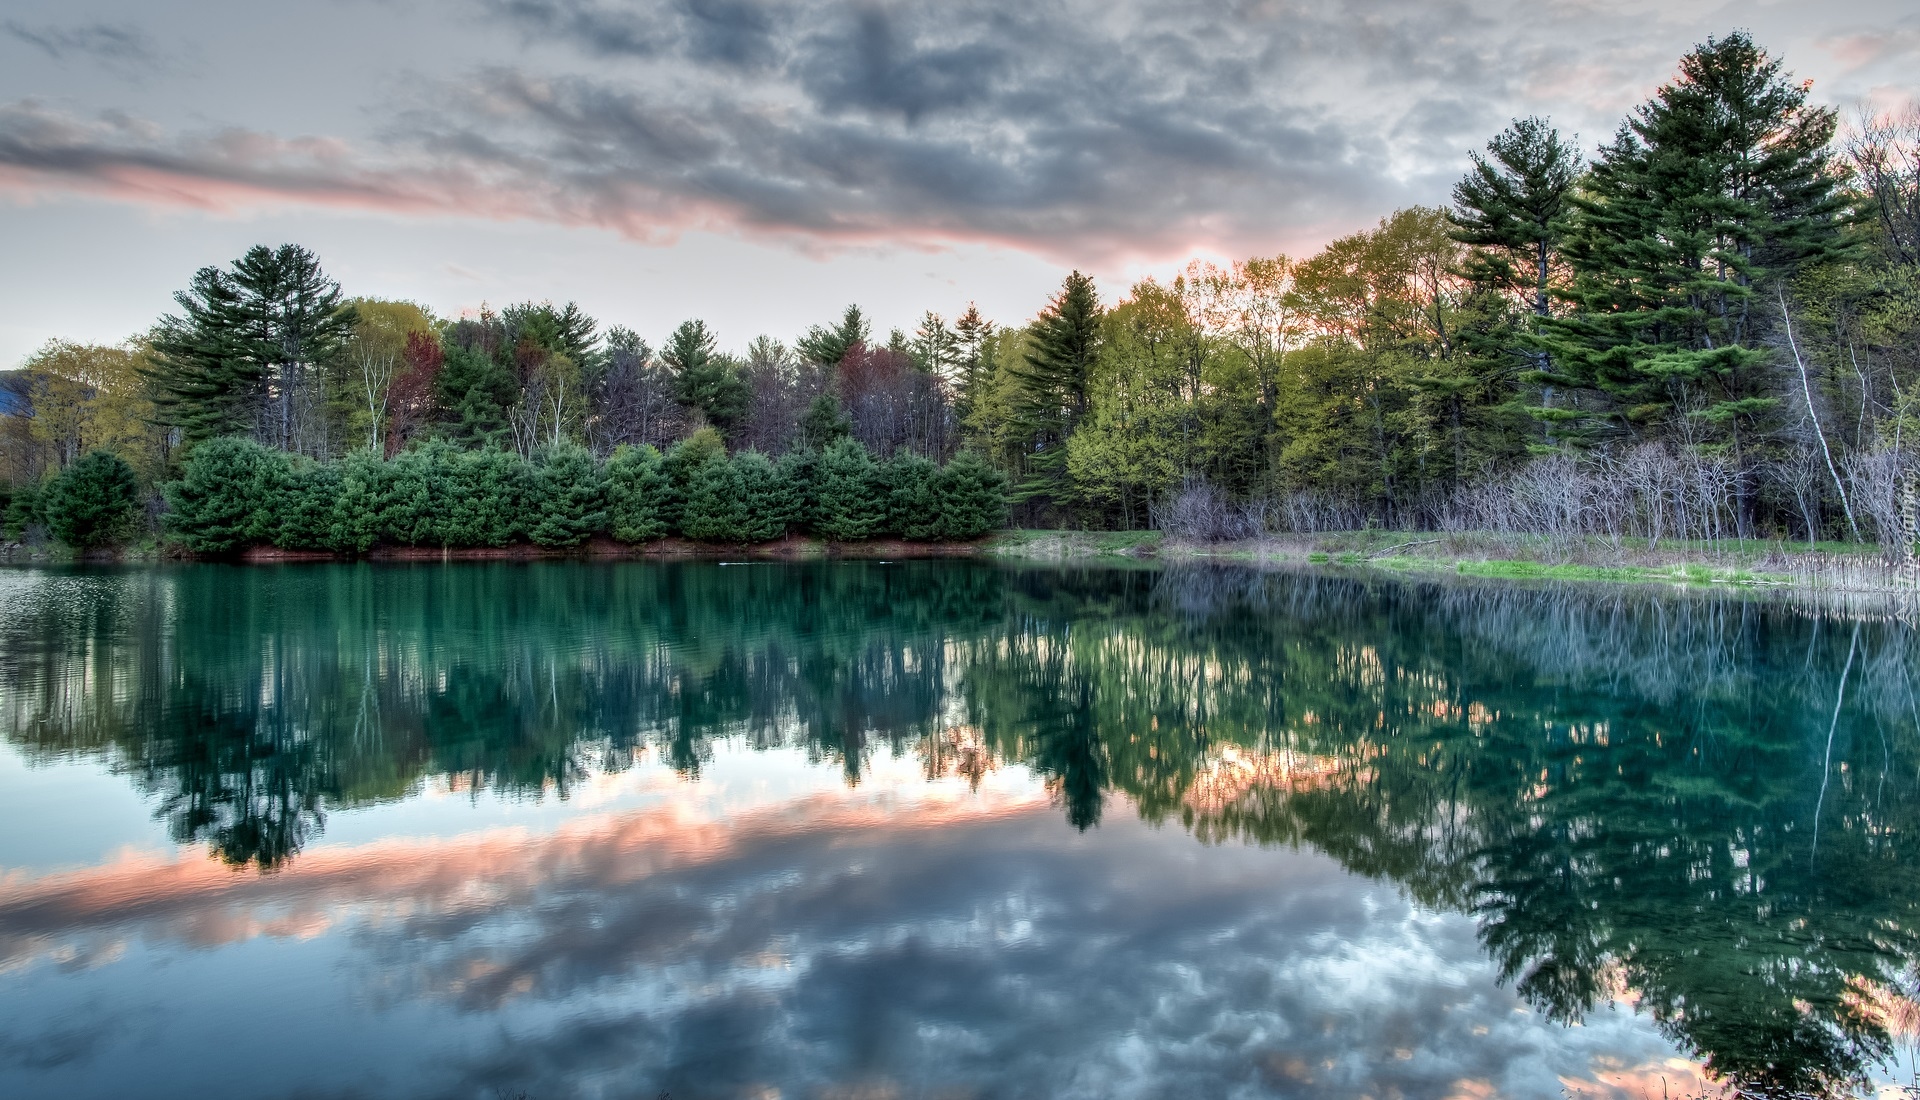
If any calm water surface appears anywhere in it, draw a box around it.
[1,561,1918,1099]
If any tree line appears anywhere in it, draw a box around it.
[3,31,1917,555]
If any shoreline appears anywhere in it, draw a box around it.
[5,529,1916,594]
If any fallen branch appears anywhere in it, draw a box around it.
[1367,538,1442,560]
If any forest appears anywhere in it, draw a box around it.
[2,31,1918,556]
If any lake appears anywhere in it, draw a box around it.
[0,560,1916,1099]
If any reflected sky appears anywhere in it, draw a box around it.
[0,740,1703,1100]
[3,560,1918,1098]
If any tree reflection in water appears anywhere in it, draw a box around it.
[2,559,1918,1096]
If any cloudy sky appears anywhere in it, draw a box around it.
[2,0,1916,366]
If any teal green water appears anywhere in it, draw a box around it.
[0,561,1916,1099]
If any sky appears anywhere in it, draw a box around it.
[1,0,1917,367]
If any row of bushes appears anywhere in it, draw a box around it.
[166,432,1008,554]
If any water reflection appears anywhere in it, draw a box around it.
[1,561,1918,1096]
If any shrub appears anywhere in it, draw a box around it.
[734,451,793,543]
[383,445,450,547]
[442,449,529,548]
[166,437,290,554]
[45,450,143,550]
[814,438,885,541]
[777,448,823,534]
[931,450,1008,539]
[530,442,607,548]
[275,459,342,550]
[661,428,727,532]
[605,444,671,543]
[680,452,747,542]
[327,450,389,553]
[881,452,939,540]
[3,481,45,541]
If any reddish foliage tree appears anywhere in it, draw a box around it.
[386,331,444,456]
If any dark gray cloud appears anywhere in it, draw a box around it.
[0,0,1911,266]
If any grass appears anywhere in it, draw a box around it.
[989,527,1905,592]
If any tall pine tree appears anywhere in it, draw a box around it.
[1008,271,1101,518]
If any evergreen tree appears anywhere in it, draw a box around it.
[275,459,341,550]
[882,451,940,540]
[663,320,747,431]
[680,453,749,542]
[798,392,852,450]
[165,437,291,553]
[529,442,607,548]
[1547,32,1849,454]
[814,438,886,540]
[327,450,388,553]
[1451,117,1581,316]
[44,450,143,549]
[931,450,1009,539]
[1009,271,1102,515]
[147,245,357,448]
[777,447,824,534]
[436,344,518,445]
[441,449,529,547]
[734,450,793,543]
[796,305,870,366]
[381,445,447,546]
[605,443,671,543]
[661,428,728,532]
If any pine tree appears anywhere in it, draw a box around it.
[663,320,747,432]
[327,450,389,553]
[814,438,885,540]
[605,443,671,542]
[679,451,748,542]
[777,447,824,534]
[796,305,870,366]
[44,450,143,550]
[1009,271,1101,515]
[165,436,291,553]
[441,449,529,548]
[437,344,518,446]
[661,427,727,533]
[932,450,1008,539]
[798,393,852,450]
[147,245,357,449]
[529,442,607,548]
[275,459,341,550]
[733,451,792,543]
[882,451,940,539]
[1547,32,1849,453]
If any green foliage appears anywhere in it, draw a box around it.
[275,459,342,550]
[605,444,671,543]
[660,427,727,531]
[165,437,291,554]
[327,450,388,553]
[1007,271,1102,514]
[680,451,748,542]
[1547,32,1847,440]
[663,320,747,431]
[795,304,870,366]
[798,393,852,450]
[436,345,518,445]
[930,451,1008,539]
[881,451,939,540]
[3,481,45,540]
[529,442,607,548]
[147,245,357,446]
[441,449,529,548]
[44,450,143,549]
[814,438,886,540]
[777,447,824,534]
[733,451,793,543]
